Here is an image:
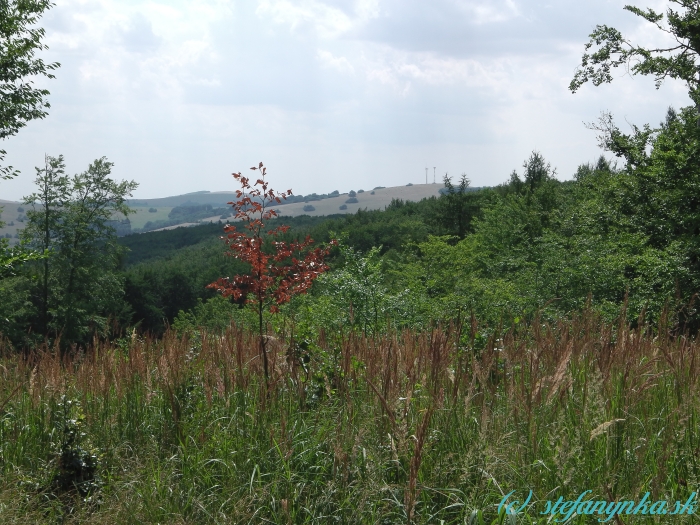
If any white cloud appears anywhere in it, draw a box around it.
[452,0,520,25]
[355,0,380,19]
[362,47,513,92]
[256,0,356,38]
[317,49,355,74]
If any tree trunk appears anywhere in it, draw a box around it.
[259,297,269,388]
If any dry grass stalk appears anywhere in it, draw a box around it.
[405,406,434,524]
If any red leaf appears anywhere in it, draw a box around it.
[209,160,336,313]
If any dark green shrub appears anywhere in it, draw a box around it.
[49,396,101,499]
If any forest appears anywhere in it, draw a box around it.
[3,1,700,523]
[3,142,697,348]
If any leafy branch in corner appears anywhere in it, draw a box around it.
[1,0,61,179]
[570,1,700,104]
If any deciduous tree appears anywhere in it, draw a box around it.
[0,0,59,290]
[570,2,700,317]
[208,162,335,385]
[22,156,137,345]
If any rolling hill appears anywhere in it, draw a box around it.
[1,183,450,240]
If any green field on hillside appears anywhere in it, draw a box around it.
[126,207,174,229]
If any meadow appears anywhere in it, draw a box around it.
[126,207,174,231]
[1,307,698,524]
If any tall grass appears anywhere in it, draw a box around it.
[1,308,699,523]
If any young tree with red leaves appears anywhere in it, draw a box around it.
[208,162,335,385]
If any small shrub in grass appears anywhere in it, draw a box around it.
[345,197,358,204]
[31,395,104,519]
[339,204,347,210]
[173,295,258,336]
[288,337,345,407]
[303,204,315,212]
[50,396,101,498]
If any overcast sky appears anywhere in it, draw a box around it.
[0,0,692,200]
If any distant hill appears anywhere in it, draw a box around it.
[126,191,239,208]
[1,183,455,239]
[0,201,26,245]
[270,184,444,218]
[128,183,450,231]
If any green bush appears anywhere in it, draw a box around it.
[173,295,257,335]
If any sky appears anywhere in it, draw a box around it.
[0,0,693,201]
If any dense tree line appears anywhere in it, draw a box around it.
[2,132,699,349]
[121,140,699,337]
